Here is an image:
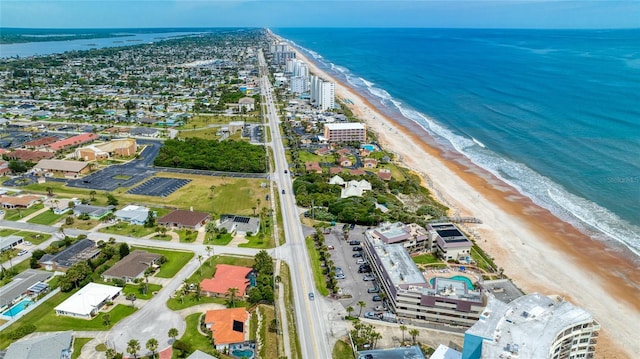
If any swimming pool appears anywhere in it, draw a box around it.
[2,299,34,317]
[232,349,254,358]
[361,144,376,151]
[430,276,474,290]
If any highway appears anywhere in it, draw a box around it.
[258,49,331,359]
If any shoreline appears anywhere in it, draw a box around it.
[270,30,640,358]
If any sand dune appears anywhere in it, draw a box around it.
[273,31,639,358]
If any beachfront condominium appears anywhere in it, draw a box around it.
[310,75,336,110]
[363,228,486,328]
[323,122,366,143]
[286,59,309,77]
[290,76,309,94]
[270,42,296,64]
[427,223,474,262]
[462,293,600,359]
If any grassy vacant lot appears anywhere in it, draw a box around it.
[238,233,274,249]
[99,222,157,238]
[258,305,278,359]
[299,151,334,164]
[130,246,194,278]
[0,290,135,349]
[72,338,92,359]
[205,233,233,246]
[22,174,270,216]
[3,204,44,221]
[68,217,100,230]
[333,339,354,359]
[305,236,329,296]
[27,210,64,225]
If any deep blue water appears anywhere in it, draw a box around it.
[274,28,640,255]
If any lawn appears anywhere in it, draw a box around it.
[172,313,218,359]
[305,236,329,296]
[72,337,92,359]
[238,232,274,249]
[333,339,354,359]
[177,128,221,140]
[99,222,157,238]
[3,204,45,221]
[130,246,194,278]
[122,283,163,301]
[205,233,233,246]
[299,151,334,164]
[176,228,198,243]
[67,217,101,230]
[411,253,441,265]
[27,210,64,225]
[14,231,51,245]
[0,289,135,349]
[258,305,278,359]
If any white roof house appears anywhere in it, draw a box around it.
[328,175,345,186]
[341,179,372,198]
[114,204,150,225]
[54,283,121,319]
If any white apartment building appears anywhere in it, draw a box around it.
[462,293,600,359]
[323,122,366,143]
[290,76,309,94]
[310,75,335,110]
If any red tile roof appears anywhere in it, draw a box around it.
[204,308,249,345]
[6,150,55,161]
[23,136,59,148]
[200,264,252,296]
[49,133,99,151]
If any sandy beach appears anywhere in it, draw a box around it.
[272,32,640,358]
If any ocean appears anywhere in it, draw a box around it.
[273,28,640,255]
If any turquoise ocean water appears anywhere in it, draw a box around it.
[273,28,640,256]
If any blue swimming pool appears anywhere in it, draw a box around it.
[232,349,254,358]
[2,299,34,317]
[430,276,474,290]
[361,144,376,151]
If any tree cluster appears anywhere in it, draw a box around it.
[350,319,383,350]
[247,250,274,304]
[154,138,266,173]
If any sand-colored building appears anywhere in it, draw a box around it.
[33,159,90,178]
[74,138,136,161]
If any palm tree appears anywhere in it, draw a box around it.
[346,306,354,319]
[409,328,420,345]
[46,186,53,197]
[208,185,215,198]
[205,245,214,265]
[105,348,117,359]
[146,338,159,359]
[399,325,407,344]
[102,313,111,326]
[227,287,239,307]
[168,328,179,343]
[89,190,96,201]
[126,339,140,358]
[197,254,203,276]
[357,300,366,317]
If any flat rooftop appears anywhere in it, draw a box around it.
[481,279,524,303]
[357,345,425,359]
[367,234,426,286]
[325,122,365,130]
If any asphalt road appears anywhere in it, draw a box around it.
[259,49,331,359]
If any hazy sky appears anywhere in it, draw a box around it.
[1,1,639,29]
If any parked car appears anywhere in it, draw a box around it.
[358,268,372,273]
[363,275,375,281]
[334,274,346,279]
[327,245,335,250]
[372,295,382,301]
[308,292,315,300]
[364,312,381,319]
[374,305,386,311]
[18,249,28,256]
[367,287,380,293]
[281,189,285,194]
[356,259,366,264]
[348,240,361,245]
[352,246,363,252]
[352,252,363,258]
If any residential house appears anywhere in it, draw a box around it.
[4,331,73,359]
[0,195,41,209]
[218,215,260,235]
[340,179,372,198]
[158,209,211,230]
[200,264,252,298]
[0,269,52,311]
[203,308,250,351]
[129,127,160,137]
[54,283,121,319]
[39,238,101,271]
[304,162,322,174]
[349,168,365,176]
[338,156,352,167]
[73,204,114,220]
[113,204,150,225]
[377,169,392,181]
[102,250,162,283]
[0,235,24,252]
[363,158,378,168]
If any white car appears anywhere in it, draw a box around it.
[356,259,366,264]
[18,249,28,256]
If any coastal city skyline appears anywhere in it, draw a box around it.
[1,0,639,29]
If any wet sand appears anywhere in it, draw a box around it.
[271,31,639,358]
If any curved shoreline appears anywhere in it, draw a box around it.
[269,30,639,358]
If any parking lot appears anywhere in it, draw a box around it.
[127,177,191,197]
[323,224,392,319]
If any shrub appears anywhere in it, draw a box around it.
[6,324,36,340]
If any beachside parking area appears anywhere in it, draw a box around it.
[126,177,191,197]
[324,225,387,316]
